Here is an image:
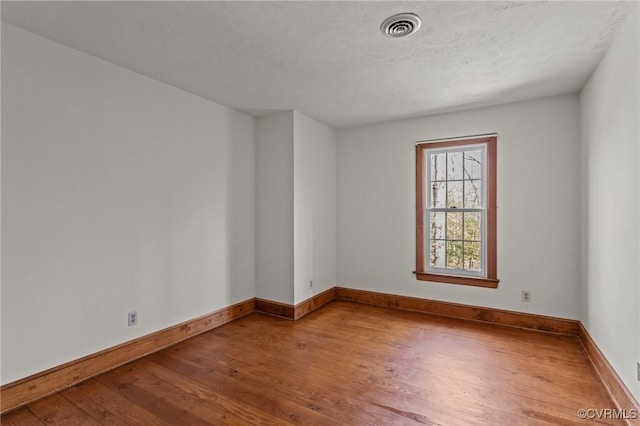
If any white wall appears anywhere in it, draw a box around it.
[1,24,256,384]
[293,111,336,304]
[255,110,336,305]
[337,94,581,319]
[255,111,294,304]
[579,5,639,401]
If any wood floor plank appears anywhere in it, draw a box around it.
[140,355,341,426]
[0,407,44,425]
[95,368,218,426]
[193,329,549,424]
[65,379,171,425]
[190,314,596,418]
[195,305,621,424]
[2,301,624,425]
[170,332,436,425]
[97,362,289,425]
[146,345,411,426]
[27,393,101,425]
[129,359,293,426]
[178,327,551,425]
[238,305,612,399]
[61,383,130,425]
[181,347,484,425]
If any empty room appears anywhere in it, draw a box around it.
[1,1,639,424]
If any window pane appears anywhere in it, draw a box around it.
[446,241,463,269]
[430,239,446,268]
[463,179,482,208]
[430,182,446,208]
[463,150,482,179]
[430,153,446,181]
[429,212,445,240]
[446,212,463,240]
[463,241,482,271]
[447,151,463,180]
[447,181,463,208]
[463,212,482,241]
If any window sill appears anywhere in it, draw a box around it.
[413,271,499,288]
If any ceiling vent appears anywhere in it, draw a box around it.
[380,13,421,38]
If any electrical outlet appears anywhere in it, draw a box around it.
[309,279,313,288]
[637,362,639,382]
[522,291,531,302]
[128,311,138,327]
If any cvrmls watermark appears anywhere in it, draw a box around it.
[577,408,638,420]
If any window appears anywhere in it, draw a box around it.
[415,135,498,288]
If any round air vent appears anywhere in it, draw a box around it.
[380,13,421,38]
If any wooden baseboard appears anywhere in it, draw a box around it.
[255,288,336,320]
[255,298,295,319]
[334,287,579,335]
[0,298,255,415]
[294,288,336,320]
[578,323,640,425]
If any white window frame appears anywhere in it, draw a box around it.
[424,143,488,278]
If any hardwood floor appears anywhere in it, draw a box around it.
[1,301,625,425]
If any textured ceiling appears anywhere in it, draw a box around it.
[1,1,635,129]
